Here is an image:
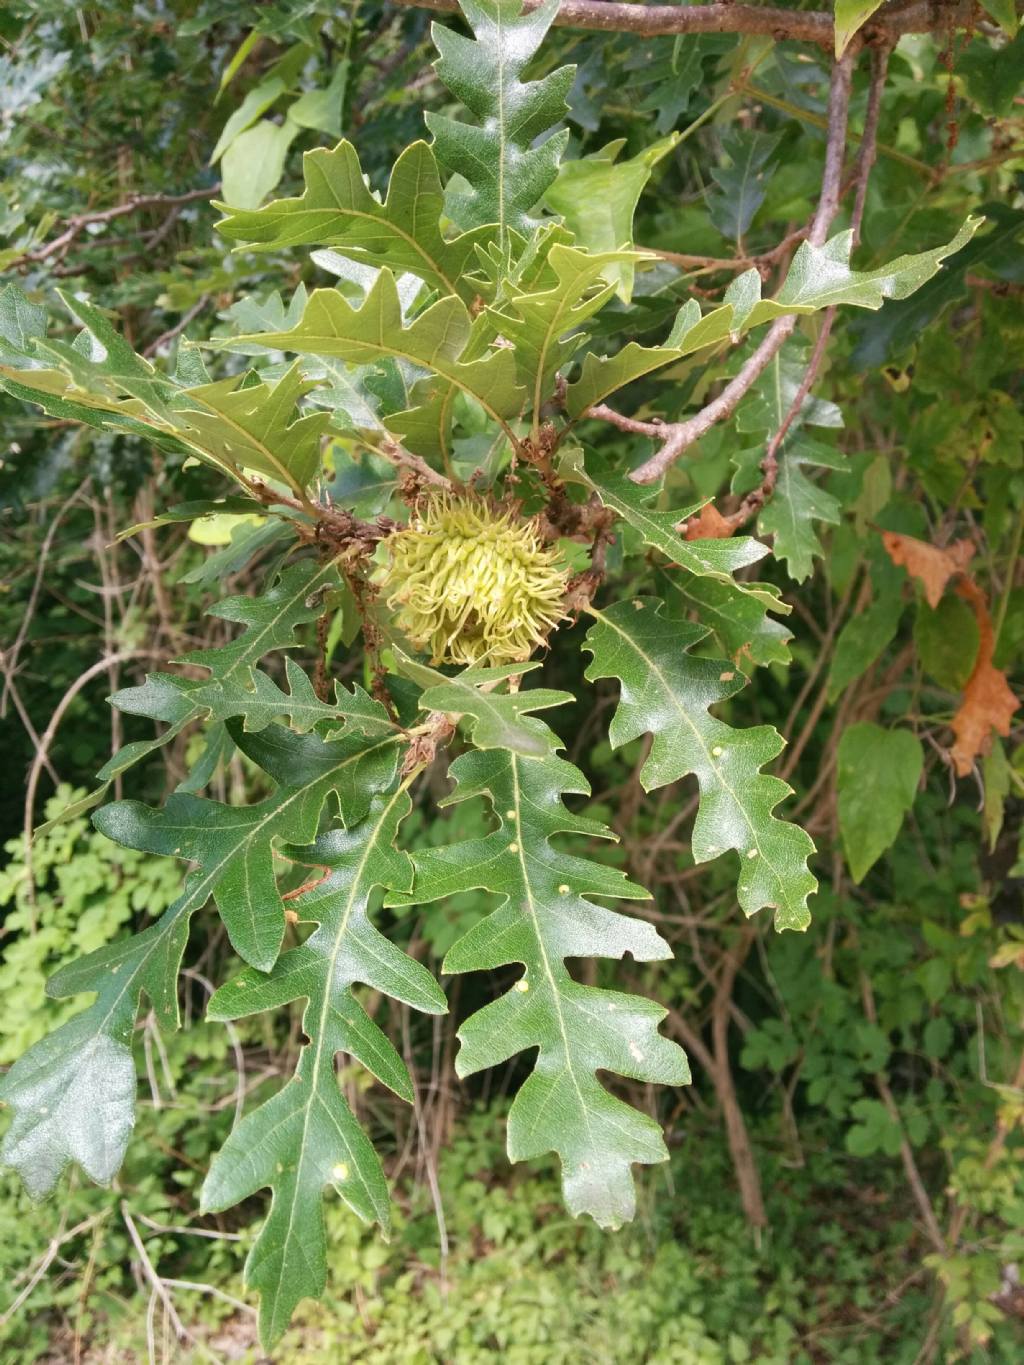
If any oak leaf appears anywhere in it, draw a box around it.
[683,503,734,540]
[950,580,1020,776]
[881,531,974,608]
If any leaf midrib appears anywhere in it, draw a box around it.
[588,607,787,899]
[509,756,597,1151]
[48,736,403,1111]
[274,782,409,1315]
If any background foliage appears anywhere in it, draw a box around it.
[1,0,1023,1360]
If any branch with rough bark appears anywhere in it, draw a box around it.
[396,0,981,51]
[9,187,218,270]
[623,47,856,487]
[676,44,893,534]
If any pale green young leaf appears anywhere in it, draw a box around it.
[774,216,983,311]
[566,337,686,419]
[227,272,527,428]
[565,217,982,416]
[837,723,923,881]
[979,0,1019,37]
[287,61,348,136]
[486,243,648,417]
[543,134,679,301]
[221,117,301,210]
[202,788,446,1347]
[834,1,886,57]
[210,76,287,164]
[583,599,816,929]
[216,140,490,303]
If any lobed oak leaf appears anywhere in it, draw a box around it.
[683,503,734,541]
[881,531,974,609]
[949,580,1020,776]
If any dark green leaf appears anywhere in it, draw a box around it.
[583,599,816,929]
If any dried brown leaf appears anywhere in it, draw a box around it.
[949,580,1020,776]
[882,531,974,608]
[683,503,734,541]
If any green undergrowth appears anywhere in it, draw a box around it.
[3,1102,1019,1364]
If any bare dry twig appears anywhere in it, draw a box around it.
[8,187,217,270]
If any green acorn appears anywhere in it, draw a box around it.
[382,495,569,666]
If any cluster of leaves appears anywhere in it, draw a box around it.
[1,0,1021,1350]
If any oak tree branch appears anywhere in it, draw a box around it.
[396,0,982,52]
[625,47,856,485]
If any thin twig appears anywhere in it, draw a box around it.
[691,41,892,532]
[370,436,454,490]
[134,1212,243,1242]
[645,224,812,276]
[0,1212,110,1327]
[121,1203,188,1343]
[22,649,154,912]
[859,974,946,1254]
[160,1278,258,1317]
[142,294,212,358]
[9,187,217,269]
[851,45,892,248]
[709,311,836,534]
[0,671,60,785]
[183,968,247,1127]
[627,49,856,485]
[1,477,90,717]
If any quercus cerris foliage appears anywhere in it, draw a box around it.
[0,0,993,1345]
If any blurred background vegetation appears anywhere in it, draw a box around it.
[1,1,1023,1360]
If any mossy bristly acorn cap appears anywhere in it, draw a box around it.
[381,494,570,666]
